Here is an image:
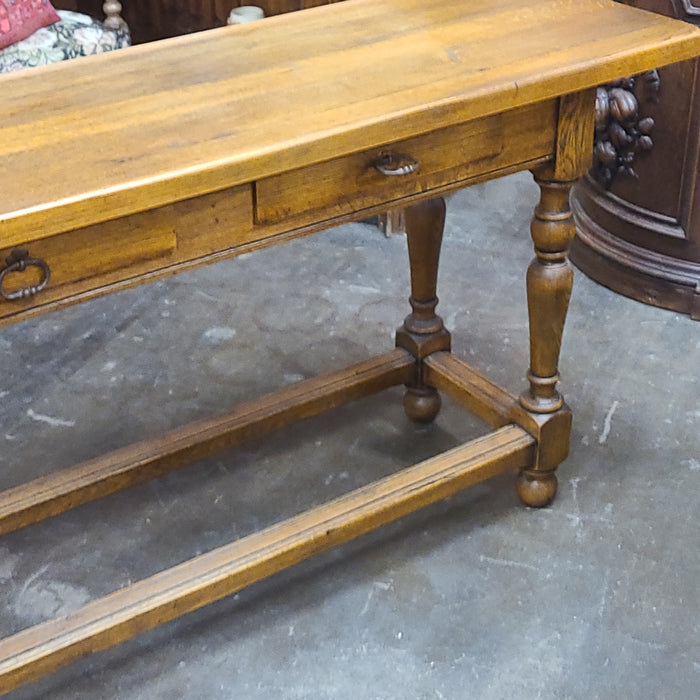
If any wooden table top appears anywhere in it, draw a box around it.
[2,0,700,246]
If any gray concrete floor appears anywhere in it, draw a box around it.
[1,174,698,699]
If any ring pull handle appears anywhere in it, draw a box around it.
[0,248,51,301]
[373,152,420,177]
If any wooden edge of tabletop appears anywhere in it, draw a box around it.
[2,1,700,244]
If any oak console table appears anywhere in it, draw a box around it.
[1,0,699,692]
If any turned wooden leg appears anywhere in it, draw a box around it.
[517,173,576,507]
[395,197,451,423]
[378,208,406,237]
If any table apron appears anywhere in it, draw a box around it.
[0,102,557,328]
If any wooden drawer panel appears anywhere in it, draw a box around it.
[0,185,254,325]
[256,100,557,227]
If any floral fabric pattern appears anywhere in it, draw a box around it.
[0,10,130,73]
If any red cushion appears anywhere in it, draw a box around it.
[0,0,60,50]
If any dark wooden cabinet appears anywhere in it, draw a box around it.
[571,0,700,319]
[69,0,342,44]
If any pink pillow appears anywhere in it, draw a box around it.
[0,0,60,50]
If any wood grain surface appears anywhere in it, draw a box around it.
[0,425,534,695]
[2,0,700,691]
[0,350,414,536]
[2,0,700,246]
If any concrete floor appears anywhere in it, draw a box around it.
[1,174,698,699]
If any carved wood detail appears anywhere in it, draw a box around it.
[572,0,700,319]
[593,71,659,187]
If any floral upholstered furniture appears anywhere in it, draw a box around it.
[0,0,129,73]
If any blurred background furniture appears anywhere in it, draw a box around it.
[66,0,342,44]
[571,0,700,320]
[0,1,129,73]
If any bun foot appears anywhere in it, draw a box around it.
[403,386,441,424]
[516,469,557,508]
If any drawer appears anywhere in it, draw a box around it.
[256,100,557,227]
[0,184,254,325]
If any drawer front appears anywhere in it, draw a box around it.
[0,184,254,324]
[256,100,557,227]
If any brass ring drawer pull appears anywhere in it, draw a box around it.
[373,152,420,176]
[0,248,51,301]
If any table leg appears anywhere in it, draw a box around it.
[377,208,406,237]
[516,172,576,507]
[395,197,451,423]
